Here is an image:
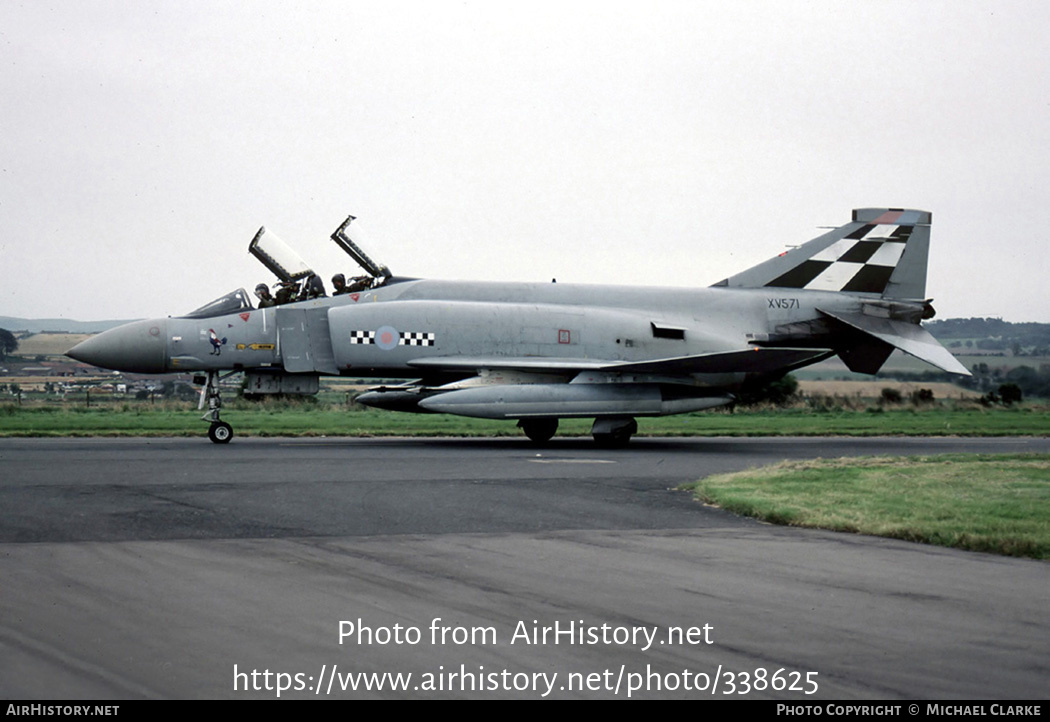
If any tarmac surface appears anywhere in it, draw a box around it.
[2,435,1048,699]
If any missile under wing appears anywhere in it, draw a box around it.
[67,207,968,446]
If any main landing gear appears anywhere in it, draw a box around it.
[518,418,559,443]
[517,416,638,448]
[591,417,637,449]
[197,370,237,444]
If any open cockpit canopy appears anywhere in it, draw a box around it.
[181,214,398,318]
[248,227,314,282]
[331,214,392,281]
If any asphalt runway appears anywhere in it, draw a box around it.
[2,435,1048,699]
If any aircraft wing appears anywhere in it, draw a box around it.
[407,357,612,372]
[407,347,833,376]
[602,347,834,374]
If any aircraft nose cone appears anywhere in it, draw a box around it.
[66,319,168,373]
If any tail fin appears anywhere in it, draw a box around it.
[719,208,969,376]
[715,208,931,299]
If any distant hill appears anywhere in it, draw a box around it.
[0,316,135,334]
[926,318,1050,354]
[926,317,1050,339]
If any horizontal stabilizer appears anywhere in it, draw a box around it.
[819,309,971,376]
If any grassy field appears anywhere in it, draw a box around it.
[796,380,978,399]
[12,333,93,356]
[1,399,1048,437]
[684,454,1050,559]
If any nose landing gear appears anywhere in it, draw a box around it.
[197,371,237,444]
[208,420,233,443]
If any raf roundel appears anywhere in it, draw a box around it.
[375,325,400,351]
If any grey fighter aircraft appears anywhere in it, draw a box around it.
[67,208,969,445]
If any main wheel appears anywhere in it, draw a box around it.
[519,418,558,443]
[208,421,233,444]
[591,417,637,449]
[593,430,633,449]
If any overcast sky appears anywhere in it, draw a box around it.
[3,1,1049,322]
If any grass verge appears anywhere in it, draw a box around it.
[1,403,1049,437]
[683,454,1050,559]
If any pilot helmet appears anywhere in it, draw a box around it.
[254,283,269,296]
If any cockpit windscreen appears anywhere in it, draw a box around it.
[181,288,253,319]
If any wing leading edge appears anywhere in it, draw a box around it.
[406,346,833,376]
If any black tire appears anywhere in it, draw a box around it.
[208,421,233,444]
[519,418,558,443]
[592,431,632,449]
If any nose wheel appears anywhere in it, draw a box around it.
[208,421,233,444]
[198,371,237,443]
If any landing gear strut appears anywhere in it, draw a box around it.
[591,417,637,449]
[197,370,237,444]
[518,418,559,443]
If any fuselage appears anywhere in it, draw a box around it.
[67,277,862,385]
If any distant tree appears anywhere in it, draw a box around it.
[738,374,799,406]
[998,383,1023,405]
[880,387,903,404]
[762,374,800,406]
[160,380,199,402]
[0,328,17,361]
[910,388,935,405]
[977,338,1007,351]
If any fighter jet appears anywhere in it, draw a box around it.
[67,208,969,445]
